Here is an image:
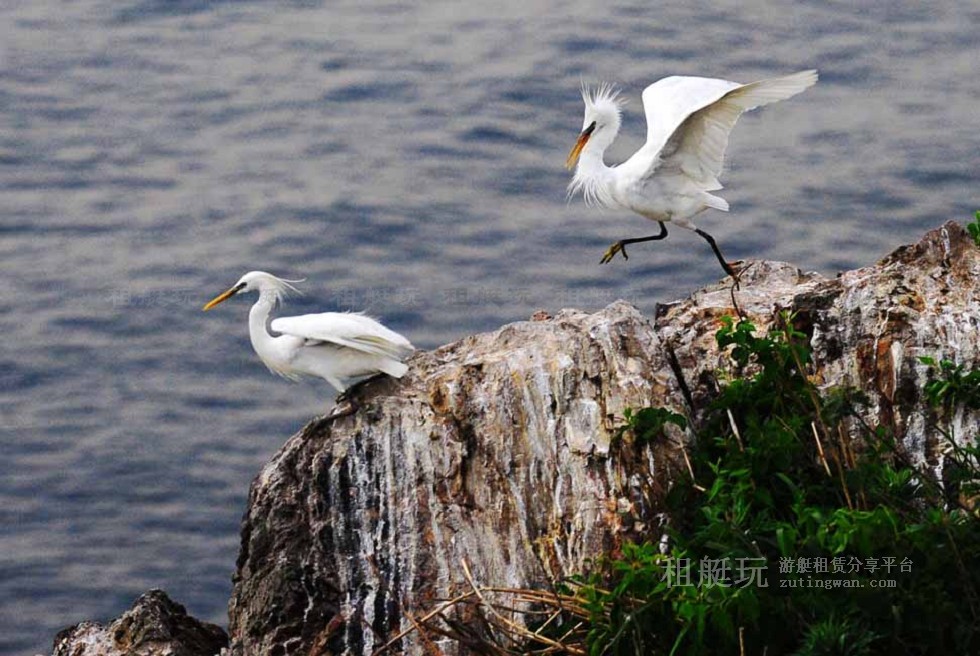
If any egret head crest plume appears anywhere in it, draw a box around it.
[566,82,627,174]
[580,81,626,118]
[203,271,305,311]
[239,271,306,306]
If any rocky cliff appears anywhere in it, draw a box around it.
[49,590,227,656]
[49,222,980,656]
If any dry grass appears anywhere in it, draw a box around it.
[372,559,608,656]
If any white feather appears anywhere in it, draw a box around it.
[658,70,819,188]
[271,312,415,360]
[204,271,415,394]
[567,70,817,229]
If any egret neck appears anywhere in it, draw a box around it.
[571,142,618,208]
[247,292,288,369]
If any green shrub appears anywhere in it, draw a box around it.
[967,210,980,247]
[575,315,980,655]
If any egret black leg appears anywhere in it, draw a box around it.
[600,222,669,264]
[330,394,358,418]
[694,228,738,280]
[331,372,388,415]
[330,385,358,418]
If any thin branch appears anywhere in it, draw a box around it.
[728,408,745,452]
[372,591,477,655]
[811,421,832,477]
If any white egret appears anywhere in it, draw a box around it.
[566,70,818,277]
[203,271,414,395]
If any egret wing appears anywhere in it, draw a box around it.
[271,312,414,360]
[630,76,742,172]
[657,70,818,189]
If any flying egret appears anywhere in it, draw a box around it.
[566,70,818,277]
[202,271,414,395]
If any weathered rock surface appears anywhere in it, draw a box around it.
[49,589,227,656]
[46,222,980,656]
[657,221,980,472]
[227,297,680,656]
[226,222,980,655]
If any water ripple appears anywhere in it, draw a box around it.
[2,1,979,653]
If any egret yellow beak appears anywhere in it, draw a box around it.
[203,284,243,311]
[565,123,596,170]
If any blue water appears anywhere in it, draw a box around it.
[2,1,978,653]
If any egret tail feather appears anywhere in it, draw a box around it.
[704,193,730,212]
[378,359,409,379]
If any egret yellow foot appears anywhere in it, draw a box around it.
[600,241,629,264]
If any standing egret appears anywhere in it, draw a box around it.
[566,70,818,278]
[203,271,414,395]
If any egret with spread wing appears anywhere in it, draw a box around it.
[203,271,414,395]
[566,70,818,277]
